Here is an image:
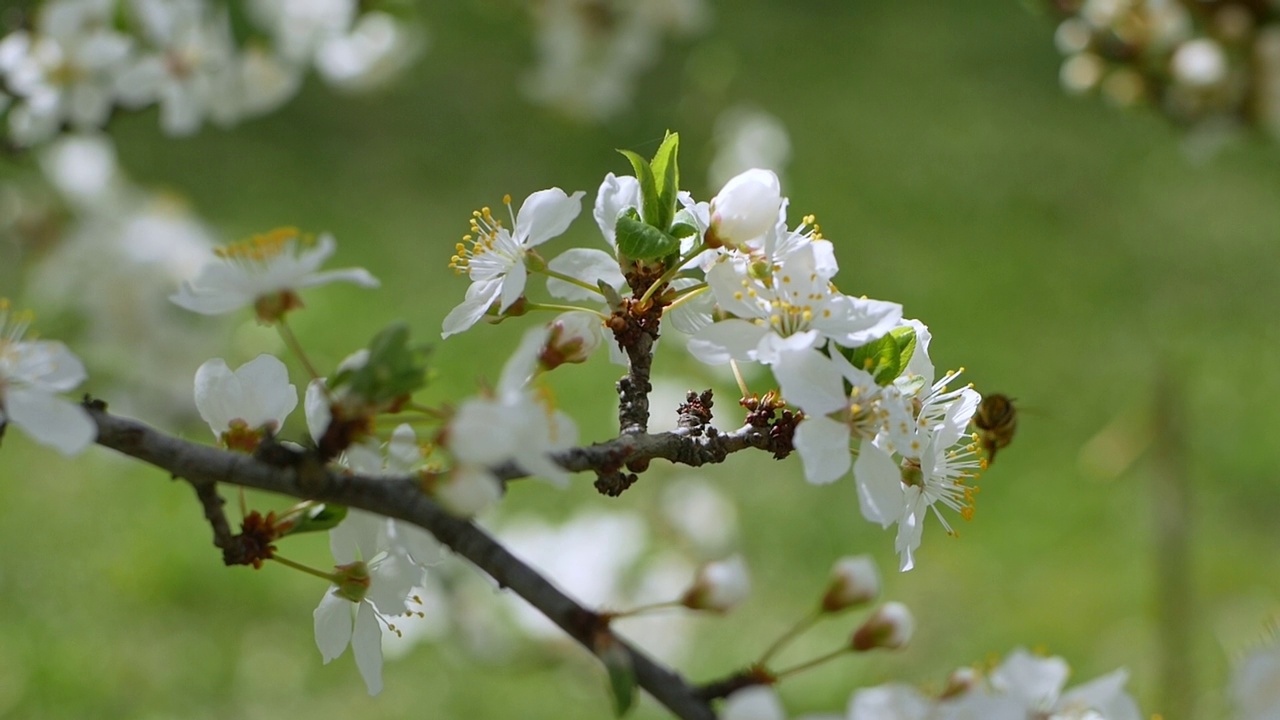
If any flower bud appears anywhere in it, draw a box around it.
[706,169,781,249]
[940,666,980,699]
[821,555,880,613]
[851,601,914,651]
[540,312,603,369]
[682,555,751,613]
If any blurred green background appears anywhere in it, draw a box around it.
[5,0,1280,718]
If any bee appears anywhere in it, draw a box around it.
[974,393,1017,465]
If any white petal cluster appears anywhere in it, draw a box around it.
[312,423,438,696]
[193,354,296,448]
[442,326,579,511]
[0,0,421,146]
[442,188,586,338]
[792,321,983,572]
[171,228,379,320]
[0,301,96,456]
[847,648,1142,720]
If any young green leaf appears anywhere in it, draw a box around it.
[598,635,637,717]
[617,149,661,230]
[331,323,430,405]
[650,131,680,232]
[615,214,680,260]
[845,334,901,386]
[890,326,917,374]
[280,503,349,537]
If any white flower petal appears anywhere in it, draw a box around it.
[853,440,902,529]
[594,173,641,246]
[313,590,354,663]
[546,248,624,301]
[516,187,584,247]
[722,686,786,720]
[5,387,96,455]
[687,319,768,365]
[794,416,852,484]
[352,601,384,695]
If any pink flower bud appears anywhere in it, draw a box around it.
[852,601,914,651]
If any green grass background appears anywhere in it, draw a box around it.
[4,0,1280,718]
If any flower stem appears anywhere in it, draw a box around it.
[637,242,708,307]
[271,554,342,584]
[757,607,822,665]
[523,301,610,320]
[730,359,751,398]
[536,266,606,295]
[608,599,685,619]
[771,645,851,680]
[277,318,322,382]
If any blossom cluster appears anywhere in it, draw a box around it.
[723,647,1141,720]
[1049,0,1280,138]
[442,138,984,572]
[0,0,421,146]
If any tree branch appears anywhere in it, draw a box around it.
[86,404,718,720]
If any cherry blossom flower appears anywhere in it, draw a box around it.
[943,648,1141,720]
[0,300,95,456]
[444,326,578,493]
[193,354,297,452]
[314,508,426,696]
[442,188,585,338]
[171,228,378,322]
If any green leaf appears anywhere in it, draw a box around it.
[669,221,699,240]
[281,503,348,537]
[617,149,660,230]
[844,334,901,386]
[890,325,917,373]
[650,131,680,232]
[615,214,680,260]
[331,323,430,406]
[598,636,637,717]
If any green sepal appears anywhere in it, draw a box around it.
[617,149,661,230]
[615,212,680,260]
[598,635,637,716]
[280,503,349,537]
[649,131,680,232]
[330,323,430,405]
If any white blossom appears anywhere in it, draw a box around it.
[171,228,379,321]
[193,354,297,447]
[442,188,585,337]
[0,301,95,456]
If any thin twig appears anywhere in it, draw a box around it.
[86,404,717,720]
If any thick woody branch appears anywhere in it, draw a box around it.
[86,405,716,720]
